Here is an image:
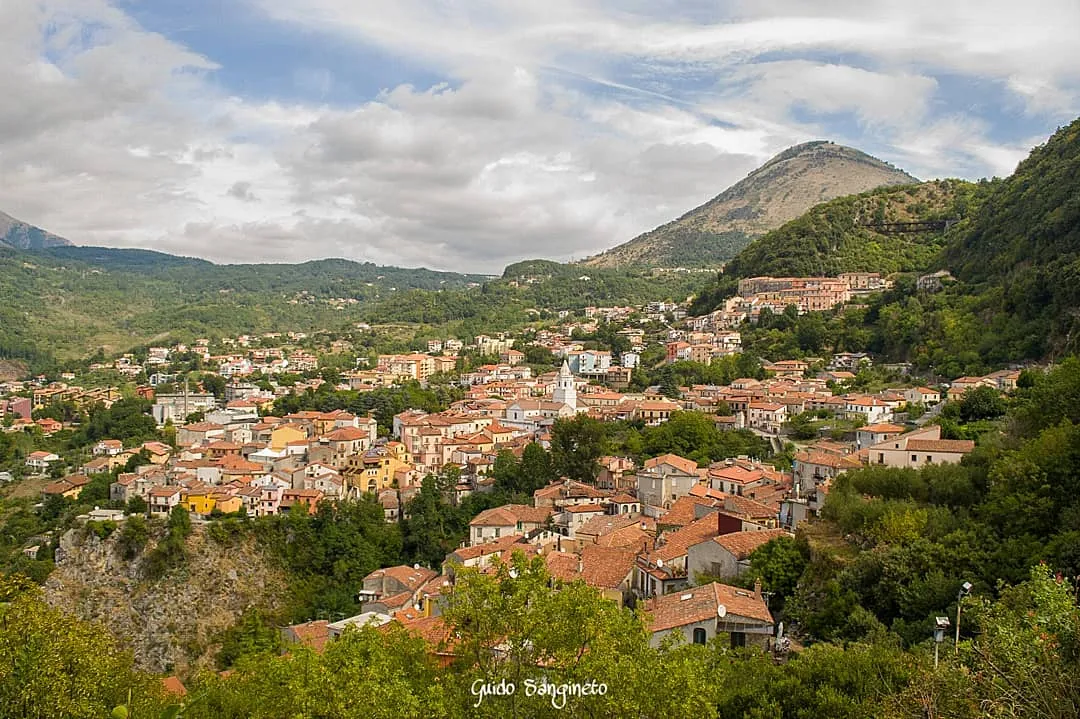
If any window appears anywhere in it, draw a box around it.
[693,627,707,645]
[493,528,500,538]
[911,455,918,463]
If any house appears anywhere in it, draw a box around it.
[361,565,438,607]
[635,514,722,597]
[687,529,791,582]
[25,451,60,472]
[280,489,323,515]
[532,479,611,510]
[645,581,773,649]
[946,376,995,402]
[866,426,975,469]
[545,545,637,605]
[42,474,90,500]
[747,402,787,433]
[468,504,552,545]
[903,387,941,405]
[281,620,330,653]
[93,439,125,457]
[793,448,862,497]
[843,396,893,424]
[149,486,183,516]
[35,418,63,435]
[637,454,701,509]
[855,423,906,450]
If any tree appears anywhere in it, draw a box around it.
[216,607,283,669]
[743,535,810,609]
[550,414,608,483]
[519,442,556,493]
[125,495,147,516]
[0,576,168,719]
[958,385,1007,423]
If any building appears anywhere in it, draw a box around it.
[645,581,774,649]
[551,360,577,411]
[25,451,60,472]
[637,454,700,509]
[866,426,975,469]
[468,504,553,546]
[687,529,791,582]
[152,393,218,425]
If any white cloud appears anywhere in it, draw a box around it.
[0,0,1077,272]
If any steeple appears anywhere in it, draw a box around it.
[553,359,577,410]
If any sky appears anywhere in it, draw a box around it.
[1,1,1078,273]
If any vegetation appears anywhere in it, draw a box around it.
[3,555,1080,718]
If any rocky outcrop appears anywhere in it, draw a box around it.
[45,523,288,674]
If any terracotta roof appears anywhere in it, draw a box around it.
[286,620,330,653]
[161,676,187,697]
[564,503,608,514]
[712,529,790,560]
[368,565,438,592]
[860,423,906,433]
[322,427,369,442]
[644,454,699,475]
[651,515,720,563]
[469,504,552,527]
[907,439,975,453]
[449,534,527,561]
[723,495,777,520]
[647,582,772,631]
[661,496,721,527]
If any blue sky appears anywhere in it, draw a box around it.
[1,0,1078,271]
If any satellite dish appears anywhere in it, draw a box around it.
[656,559,664,568]
[717,604,727,618]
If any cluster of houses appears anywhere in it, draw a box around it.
[693,274,889,329]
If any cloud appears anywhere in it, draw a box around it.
[0,0,1077,272]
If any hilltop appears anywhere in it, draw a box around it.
[583,141,918,268]
[0,210,73,251]
[691,116,1080,369]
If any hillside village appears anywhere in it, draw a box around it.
[0,276,1027,671]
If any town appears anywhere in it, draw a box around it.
[0,273,1027,680]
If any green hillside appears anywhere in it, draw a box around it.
[690,117,1080,372]
[0,247,698,375]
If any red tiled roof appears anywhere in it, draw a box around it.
[907,439,975,453]
[646,582,772,631]
[712,529,790,560]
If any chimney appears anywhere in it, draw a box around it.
[753,577,762,597]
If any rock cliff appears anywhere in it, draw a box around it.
[45,523,288,674]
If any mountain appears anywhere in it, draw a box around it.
[0,210,73,250]
[722,179,983,280]
[583,141,918,268]
[691,116,1080,371]
[940,118,1080,358]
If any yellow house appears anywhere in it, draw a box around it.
[347,442,412,494]
[184,488,217,515]
[183,488,243,515]
[269,424,308,451]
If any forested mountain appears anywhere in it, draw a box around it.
[0,246,697,374]
[692,118,1080,367]
[942,119,1080,357]
[0,211,73,250]
[718,179,985,280]
[583,141,917,268]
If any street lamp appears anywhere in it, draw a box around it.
[933,616,950,668]
[955,581,972,654]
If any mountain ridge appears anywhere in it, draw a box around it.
[583,140,918,268]
[0,210,73,250]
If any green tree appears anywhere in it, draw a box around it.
[550,414,608,482]
[958,385,1007,423]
